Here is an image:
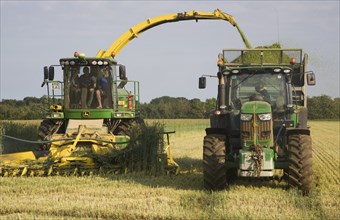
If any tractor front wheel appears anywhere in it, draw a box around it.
[285,134,313,195]
[203,134,227,190]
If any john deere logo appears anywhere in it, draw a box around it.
[82,111,90,118]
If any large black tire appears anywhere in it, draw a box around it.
[203,134,227,190]
[38,119,63,150]
[285,134,313,195]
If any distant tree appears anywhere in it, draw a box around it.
[0,95,339,120]
[23,96,40,105]
[190,98,205,118]
[204,98,217,117]
[308,95,339,120]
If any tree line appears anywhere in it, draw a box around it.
[0,95,339,120]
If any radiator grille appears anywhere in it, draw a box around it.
[241,119,272,141]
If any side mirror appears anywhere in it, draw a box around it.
[306,72,316,86]
[48,66,55,80]
[119,65,127,80]
[199,77,206,89]
[43,66,49,80]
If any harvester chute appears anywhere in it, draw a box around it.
[96,9,251,58]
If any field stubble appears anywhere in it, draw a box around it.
[0,120,339,219]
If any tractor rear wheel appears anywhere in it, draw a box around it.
[285,134,313,195]
[203,134,227,190]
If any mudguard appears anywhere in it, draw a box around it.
[286,127,310,136]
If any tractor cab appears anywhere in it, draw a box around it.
[200,48,316,135]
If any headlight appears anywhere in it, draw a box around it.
[241,114,253,121]
[258,113,271,121]
[52,113,61,118]
[273,68,281,73]
[283,68,292,73]
[215,110,221,115]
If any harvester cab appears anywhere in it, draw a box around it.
[40,53,141,138]
[200,48,315,194]
[43,53,135,126]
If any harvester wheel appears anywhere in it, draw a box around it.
[38,119,62,150]
[203,134,227,190]
[113,118,144,135]
[285,134,312,195]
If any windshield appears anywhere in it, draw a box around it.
[64,65,114,109]
[229,73,287,111]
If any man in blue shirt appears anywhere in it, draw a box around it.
[95,68,110,109]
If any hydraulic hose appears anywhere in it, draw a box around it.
[1,134,129,145]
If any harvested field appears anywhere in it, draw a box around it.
[0,120,339,219]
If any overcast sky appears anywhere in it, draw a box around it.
[1,1,339,102]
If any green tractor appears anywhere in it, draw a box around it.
[39,52,142,148]
[199,48,316,194]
